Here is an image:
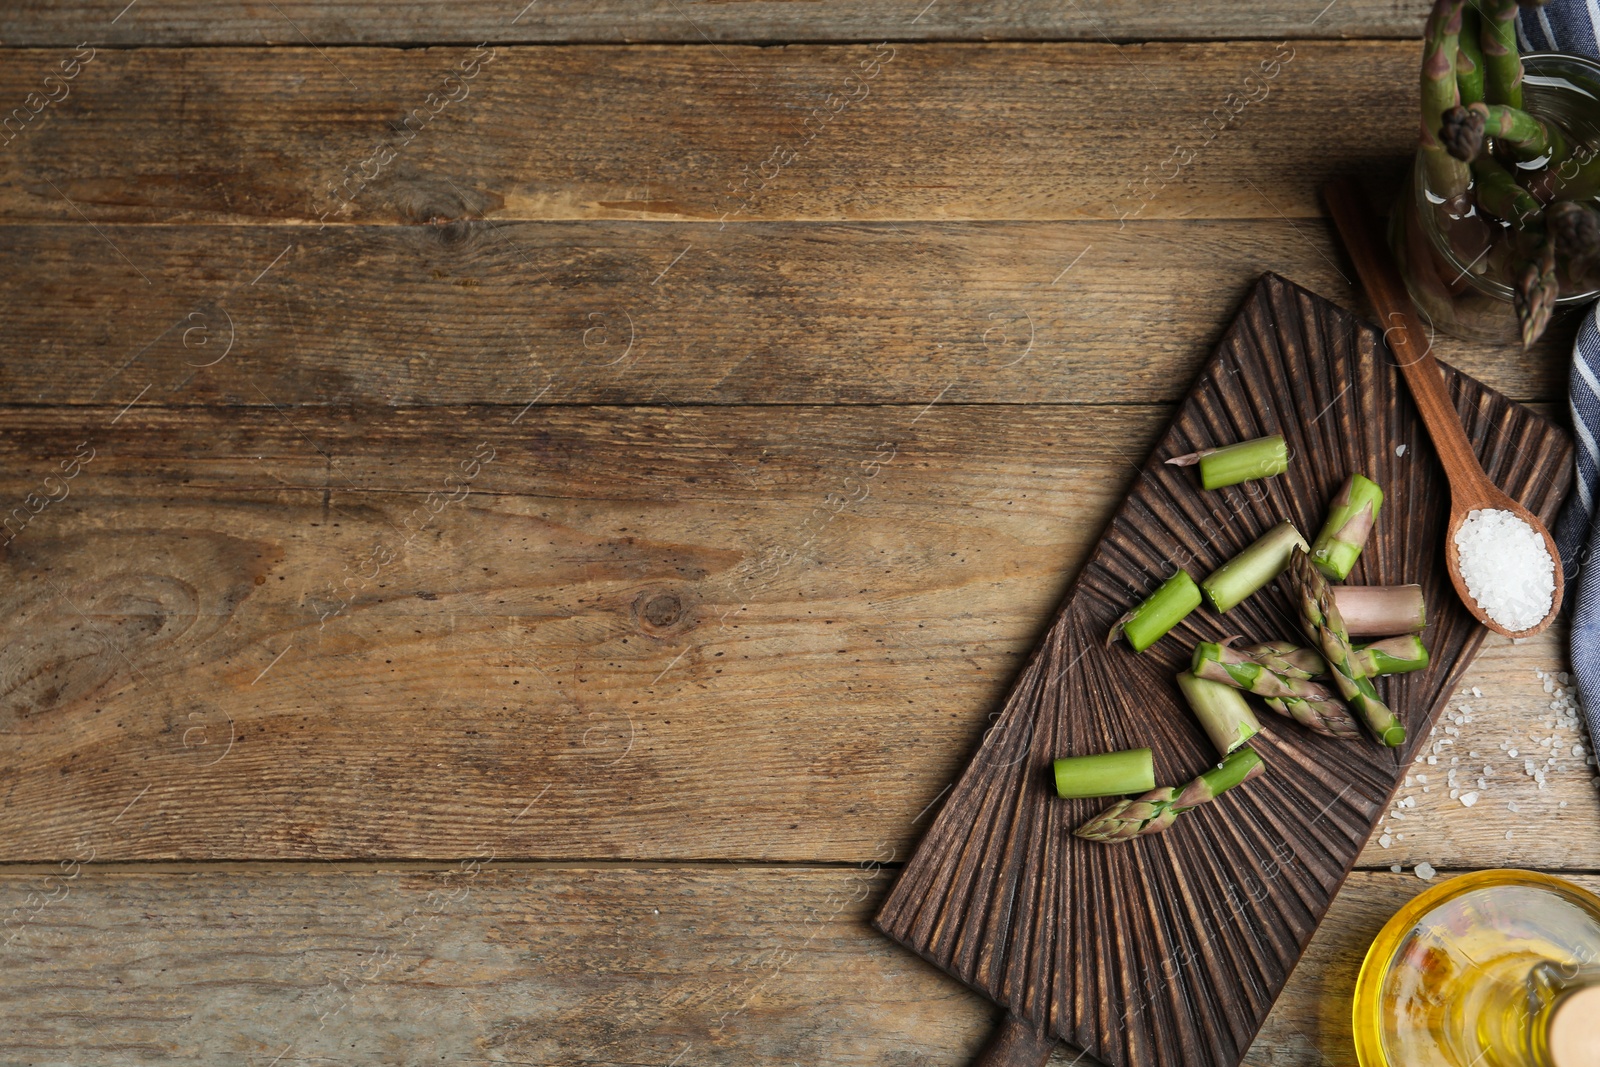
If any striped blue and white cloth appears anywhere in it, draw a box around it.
[1519,0,1600,57]
[1518,1,1600,743]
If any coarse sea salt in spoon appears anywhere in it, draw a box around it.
[1453,508,1556,633]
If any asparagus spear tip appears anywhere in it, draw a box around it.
[1075,747,1264,843]
[1515,235,1559,350]
[1193,640,1362,739]
[1440,103,1486,161]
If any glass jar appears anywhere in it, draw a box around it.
[1351,868,1600,1067]
[1390,53,1600,344]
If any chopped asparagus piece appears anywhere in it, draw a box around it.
[1333,584,1427,637]
[1200,520,1309,613]
[1354,634,1431,676]
[1052,748,1156,799]
[1106,569,1201,652]
[1166,434,1289,491]
[1311,473,1384,580]
[1177,670,1261,757]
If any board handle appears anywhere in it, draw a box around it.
[972,1014,1057,1067]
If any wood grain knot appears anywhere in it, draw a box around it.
[642,594,682,628]
[1,572,201,721]
[0,529,280,726]
[634,589,695,636]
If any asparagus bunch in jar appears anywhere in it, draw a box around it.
[1416,0,1600,348]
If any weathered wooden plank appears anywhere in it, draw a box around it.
[0,864,1579,1065]
[0,1,1431,47]
[0,42,1415,224]
[0,404,1591,866]
[0,220,1571,408]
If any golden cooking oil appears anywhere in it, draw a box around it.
[1352,870,1600,1067]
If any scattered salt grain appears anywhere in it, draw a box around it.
[1415,862,1437,881]
[1472,687,1482,698]
[1379,834,1393,848]
[1460,791,1479,807]
[1396,444,1408,457]
[1453,508,1555,632]
[1391,864,1402,873]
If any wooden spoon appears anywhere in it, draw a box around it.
[1323,178,1562,639]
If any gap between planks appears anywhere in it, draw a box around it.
[0,860,1593,876]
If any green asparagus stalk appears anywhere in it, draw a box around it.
[1310,474,1384,580]
[1074,746,1265,843]
[1053,748,1156,799]
[1177,670,1262,756]
[1353,634,1431,676]
[1240,640,1326,679]
[1479,0,1524,110]
[1289,548,1407,747]
[1549,143,1600,203]
[1480,102,1565,162]
[1515,233,1559,349]
[1456,4,1486,105]
[1240,638,1428,678]
[1191,641,1361,739]
[1165,434,1289,490]
[1333,584,1427,637]
[1422,0,1471,197]
[1200,520,1309,613]
[1472,154,1543,225]
[1106,569,1201,652]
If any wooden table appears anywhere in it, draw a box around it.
[0,3,1594,1063]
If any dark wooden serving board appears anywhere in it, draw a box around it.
[873,273,1573,1067]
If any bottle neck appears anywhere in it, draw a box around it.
[1537,982,1600,1067]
